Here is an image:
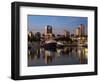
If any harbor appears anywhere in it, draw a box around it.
[28,16,88,66]
[28,42,87,66]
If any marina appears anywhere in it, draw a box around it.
[28,41,87,66]
[28,16,88,66]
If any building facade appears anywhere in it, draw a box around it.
[44,25,53,41]
[64,29,70,37]
[75,24,85,36]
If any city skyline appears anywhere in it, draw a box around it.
[28,15,88,35]
[28,15,88,66]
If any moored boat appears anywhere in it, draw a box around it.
[44,40,57,51]
[57,42,64,49]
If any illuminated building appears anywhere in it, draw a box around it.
[79,24,85,36]
[75,27,81,36]
[44,25,53,40]
[28,31,33,38]
[75,24,85,36]
[45,25,52,34]
[64,29,70,37]
[28,31,34,42]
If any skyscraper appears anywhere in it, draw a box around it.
[44,25,53,41]
[75,27,81,36]
[79,24,85,36]
[45,25,52,35]
[75,24,85,36]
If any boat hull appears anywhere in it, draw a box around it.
[57,44,64,49]
[44,43,57,51]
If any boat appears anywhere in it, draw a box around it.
[44,40,57,51]
[57,42,64,48]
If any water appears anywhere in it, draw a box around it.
[28,44,88,66]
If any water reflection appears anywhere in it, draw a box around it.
[28,46,88,66]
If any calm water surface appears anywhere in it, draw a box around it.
[28,45,88,66]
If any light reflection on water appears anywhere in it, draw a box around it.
[28,47,88,66]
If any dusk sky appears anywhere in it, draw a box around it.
[28,15,88,35]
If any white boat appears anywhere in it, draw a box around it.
[44,40,57,50]
[57,42,64,48]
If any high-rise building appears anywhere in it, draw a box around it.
[79,24,85,35]
[64,29,70,37]
[44,25,53,40]
[75,27,81,36]
[45,25,52,35]
[75,24,85,36]
[28,31,34,42]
